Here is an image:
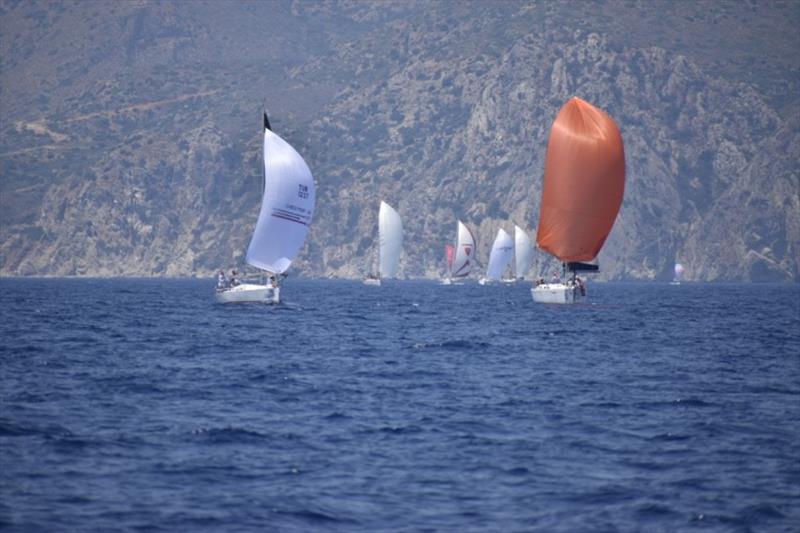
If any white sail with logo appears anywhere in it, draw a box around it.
[484,228,514,282]
[451,221,476,278]
[379,201,403,279]
[514,225,533,280]
[246,122,315,273]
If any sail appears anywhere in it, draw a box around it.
[445,244,455,274]
[245,118,315,274]
[514,225,533,279]
[485,228,514,281]
[379,201,403,278]
[674,263,685,281]
[536,97,625,262]
[452,221,476,278]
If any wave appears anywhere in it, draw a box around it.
[0,418,72,438]
[411,339,491,351]
[190,426,269,443]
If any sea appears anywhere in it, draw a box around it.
[1,278,798,532]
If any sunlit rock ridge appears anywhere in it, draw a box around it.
[1,1,797,281]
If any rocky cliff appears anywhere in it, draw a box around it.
[1,1,798,281]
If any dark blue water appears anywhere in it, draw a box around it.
[1,279,798,532]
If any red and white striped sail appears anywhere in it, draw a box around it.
[452,221,476,278]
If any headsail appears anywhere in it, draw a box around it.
[452,221,476,278]
[379,201,403,279]
[536,97,625,262]
[514,225,533,279]
[674,262,685,282]
[485,228,514,281]
[445,244,455,275]
[245,114,315,274]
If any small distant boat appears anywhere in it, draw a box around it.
[443,221,476,284]
[364,201,403,286]
[513,224,533,281]
[532,97,625,304]
[216,113,315,304]
[479,228,514,285]
[671,263,685,285]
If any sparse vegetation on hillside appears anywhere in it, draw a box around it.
[1,1,797,280]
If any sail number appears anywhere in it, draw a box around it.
[298,184,309,199]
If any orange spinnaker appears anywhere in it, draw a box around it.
[536,97,625,262]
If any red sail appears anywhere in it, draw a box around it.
[536,97,625,262]
[445,244,455,271]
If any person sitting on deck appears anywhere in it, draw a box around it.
[217,270,228,290]
[576,277,586,296]
[551,272,560,284]
[230,270,239,287]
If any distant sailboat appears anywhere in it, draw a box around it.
[671,263,685,285]
[364,201,403,286]
[532,97,625,304]
[216,112,315,304]
[479,228,514,285]
[513,225,533,281]
[443,221,476,284]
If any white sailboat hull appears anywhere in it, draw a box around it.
[363,278,381,286]
[215,283,280,304]
[531,283,584,304]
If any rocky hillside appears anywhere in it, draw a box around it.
[1,1,798,281]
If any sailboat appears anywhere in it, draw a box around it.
[479,228,514,285]
[442,221,476,284]
[513,224,533,281]
[671,263,685,285]
[364,201,403,285]
[216,113,315,304]
[531,97,625,304]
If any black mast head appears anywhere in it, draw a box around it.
[263,112,271,131]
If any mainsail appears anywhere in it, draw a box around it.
[485,229,514,281]
[536,97,625,263]
[245,114,316,274]
[514,225,533,279]
[379,201,403,279]
[451,221,476,278]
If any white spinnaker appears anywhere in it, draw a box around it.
[452,221,476,278]
[485,228,514,281]
[379,201,403,278]
[514,225,533,279]
[674,263,685,280]
[246,128,315,274]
